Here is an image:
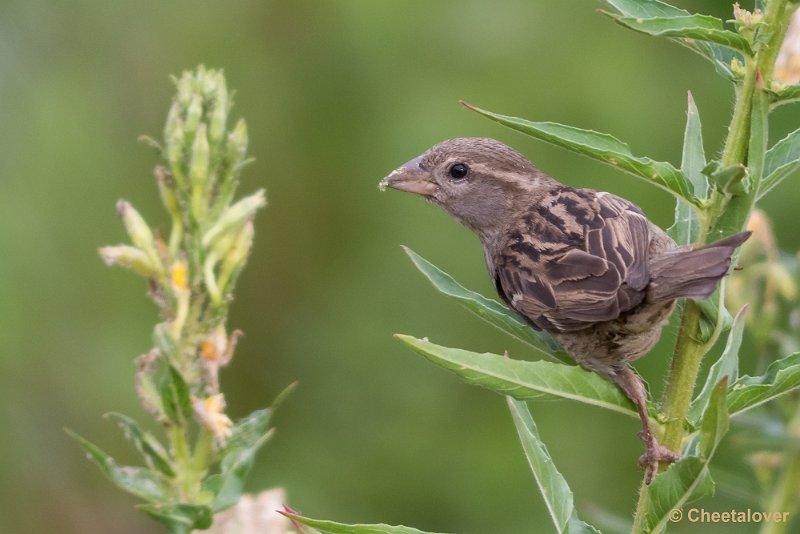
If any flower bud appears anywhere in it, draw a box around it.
[199,325,228,363]
[117,200,155,253]
[136,350,167,422]
[155,166,180,216]
[194,393,233,447]
[730,57,746,78]
[165,119,186,188]
[199,66,216,97]
[218,220,255,292]
[99,245,156,277]
[169,260,191,337]
[175,71,193,109]
[228,118,248,161]
[190,124,210,189]
[209,73,229,144]
[190,124,211,221]
[184,94,203,136]
[170,260,189,291]
[202,190,265,248]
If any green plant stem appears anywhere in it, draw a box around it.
[631,3,792,532]
[660,302,706,452]
[720,58,757,169]
[631,305,706,534]
[169,424,199,501]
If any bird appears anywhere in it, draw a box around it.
[380,137,750,484]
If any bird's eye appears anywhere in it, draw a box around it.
[448,162,469,180]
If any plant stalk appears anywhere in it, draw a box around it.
[631,2,792,531]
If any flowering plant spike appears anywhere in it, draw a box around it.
[71,66,277,534]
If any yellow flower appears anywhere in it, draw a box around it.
[194,394,233,446]
[170,260,189,290]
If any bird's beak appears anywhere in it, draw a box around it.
[379,156,437,197]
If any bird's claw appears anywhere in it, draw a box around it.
[638,440,680,485]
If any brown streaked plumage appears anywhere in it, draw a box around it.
[381,137,750,484]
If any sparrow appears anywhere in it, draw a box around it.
[380,137,749,483]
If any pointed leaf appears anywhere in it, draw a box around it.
[66,429,169,503]
[670,92,707,245]
[728,353,800,417]
[566,517,602,534]
[507,398,600,534]
[209,409,274,512]
[281,513,449,534]
[600,0,740,80]
[396,335,637,418]
[162,365,193,424]
[462,102,698,205]
[642,457,715,532]
[602,0,685,17]
[507,398,572,531]
[688,305,747,425]
[227,408,272,450]
[105,412,175,477]
[602,13,752,56]
[694,294,733,343]
[138,503,213,532]
[759,127,800,199]
[768,84,800,108]
[698,377,730,459]
[706,163,749,196]
[403,246,565,361]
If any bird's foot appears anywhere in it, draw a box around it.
[638,431,680,484]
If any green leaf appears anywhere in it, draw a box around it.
[105,413,175,477]
[728,353,800,417]
[507,398,600,534]
[396,335,638,418]
[694,294,733,344]
[461,102,698,205]
[602,13,752,56]
[566,517,603,534]
[669,92,707,245]
[66,428,170,503]
[768,84,800,108]
[705,162,749,196]
[138,503,213,533]
[281,513,448,534]
[602,0,685,17]
[642,457,715,532]
[507,398,572,531]
[161,365,193,424]
[759,127,800,199]
[402,246,565,361]
[688,305,747,425]
[698,377,730,459]
[209,408,274,512]
[600,0,740,80]
[228,407,272,449]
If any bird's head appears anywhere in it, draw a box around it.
[380,137,554,239]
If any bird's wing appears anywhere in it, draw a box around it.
[493,188,650,332]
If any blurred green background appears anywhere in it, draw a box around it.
[1,1,798,533]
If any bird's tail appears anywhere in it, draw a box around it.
[646,231,751,303]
